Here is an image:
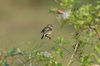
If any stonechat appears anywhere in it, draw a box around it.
[41,24,53,39]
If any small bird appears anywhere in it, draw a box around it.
[41,24,53,39]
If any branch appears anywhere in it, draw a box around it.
[67,40,80,66]
[54,0,60,3]
[89,25,100,40]
[14,56,26,66]
[93,28,100,40]
[62,47,80,62]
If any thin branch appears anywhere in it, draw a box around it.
[14,56,26,66]
[50,38,80,63]
[93,28,100,40]
[62,47,80,62]
[20,59,30,65]
[54,0,60,3]
[89,25,100,40]
[67,40,80,66]
[29,53,32,66]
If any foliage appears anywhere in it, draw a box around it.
[0,0,100,66]
[49,0,100,66]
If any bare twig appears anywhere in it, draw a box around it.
[29,53,32,66]
[50,38,80,63]
[62,47,80,62]
[89,25,100,40]
[20,59,31,65]
[93,28,100,40]
[54,0,60,3]
[14,56,26,66]
[67,40,80,66]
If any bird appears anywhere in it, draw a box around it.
[41,24,53,39]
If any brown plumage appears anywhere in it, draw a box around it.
[41,24,53,39]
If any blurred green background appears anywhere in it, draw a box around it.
[0,0,74,49]
[0,0,75,66]
[0,0,98,66]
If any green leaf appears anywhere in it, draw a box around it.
[7,48,17,56]
[93,53,100,63]
[52,46,64,57]
[3,62,9,66]
[60,20,67,28]
[56,48,64,58]
[54,37,65,46]
[48,10,55,13]
[0,61,3,64]
[59,50,64,58]
[70,0,74,2]
[3,56,8,63]
[56,63,62,66]
[60,0,68,8]
[81,54,91,66]
[45,63,48,66]
[94,45,100,53]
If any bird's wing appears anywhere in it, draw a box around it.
[41,27,52,33]
[41,27,46,33]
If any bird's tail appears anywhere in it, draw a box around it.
[41,35,44,39]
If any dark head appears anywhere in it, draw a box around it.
[47,24,53,28]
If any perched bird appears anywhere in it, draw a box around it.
[41,24,53,39]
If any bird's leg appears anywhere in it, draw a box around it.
[41,34,44,39]
[45,35,51,40]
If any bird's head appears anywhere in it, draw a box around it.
[47,24,53,28]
